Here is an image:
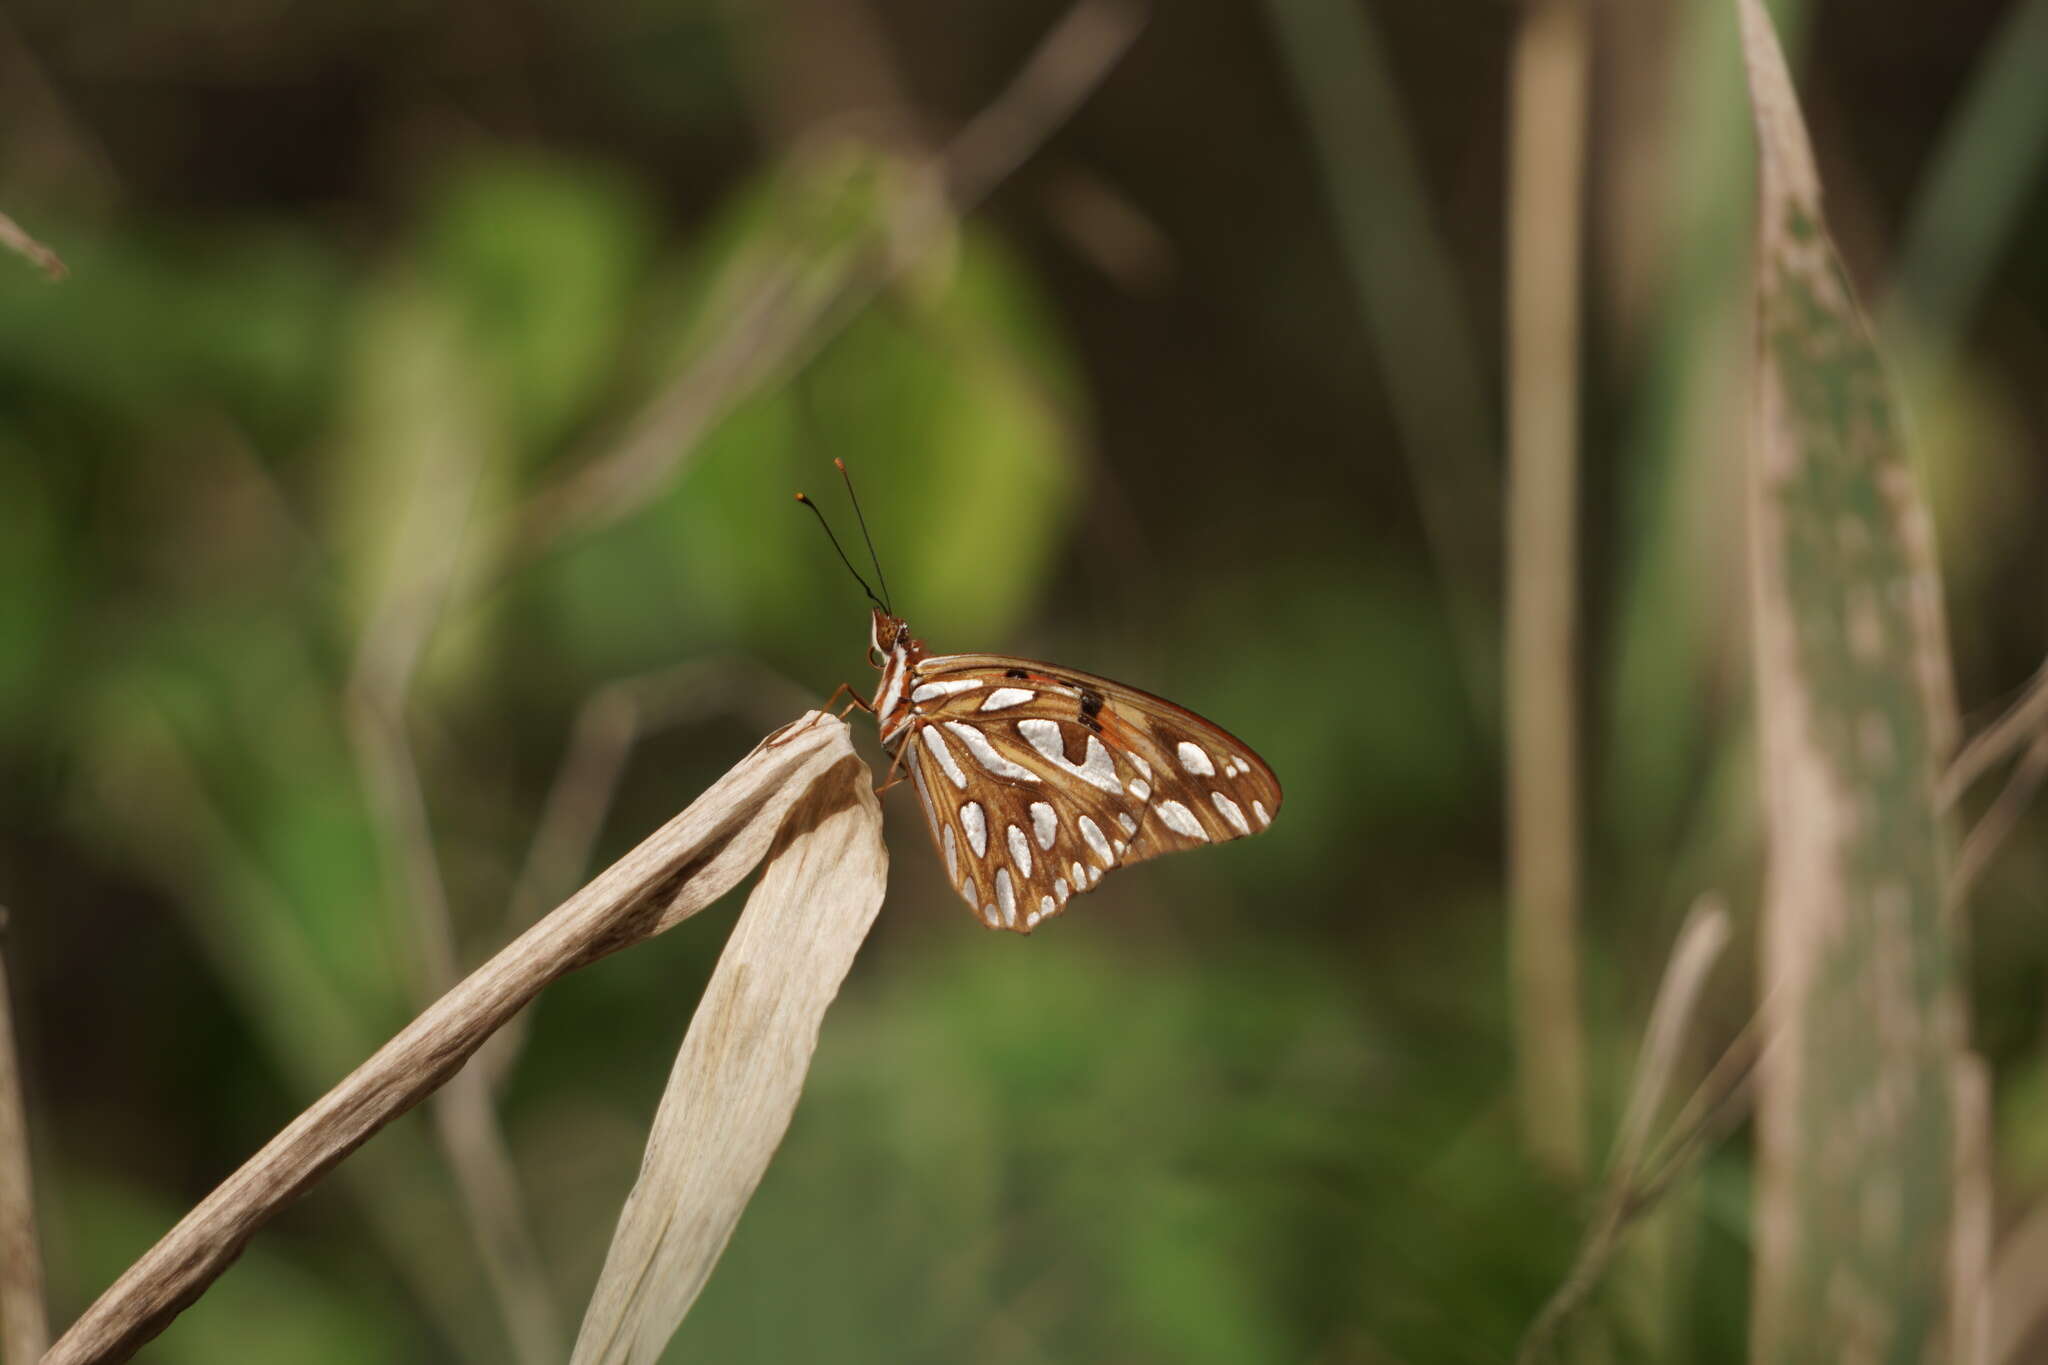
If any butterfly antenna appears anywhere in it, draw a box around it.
[833,459,892,614]
[796,492,887,612]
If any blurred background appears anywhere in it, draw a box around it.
[3,0,2047,1360]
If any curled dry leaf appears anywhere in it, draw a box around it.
[47,713,870,1365]
[572,745,887,1363]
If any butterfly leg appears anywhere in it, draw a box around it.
[820,682,874,721]
[874,739,913,793]
[763,684,872,750]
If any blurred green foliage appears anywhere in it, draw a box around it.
[2,0,2046,1361]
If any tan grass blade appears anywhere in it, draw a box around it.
[45,713,866,1365]
[1515,898,1731,1363]
[0,210,64,280]
[0,930,47,1364]
[1734,3,1964,1360]
[572,748,887,1363]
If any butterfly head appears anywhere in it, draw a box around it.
[867,608,910,667]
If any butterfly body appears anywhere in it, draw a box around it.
[864,608,1281,933]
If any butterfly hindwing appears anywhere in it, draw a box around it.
[899,653,1282,931]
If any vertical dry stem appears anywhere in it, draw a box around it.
[1505,0,1591,1184]
[0,929,47,1364]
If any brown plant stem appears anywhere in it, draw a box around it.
[45,714,859,1365]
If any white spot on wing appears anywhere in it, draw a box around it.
[1070,861,1086,887]
[1040,895,1054,917]
[1211,790,1251,834]
[1116,812,1138,836]
[1074,736,1118,791]
[996,868,1017,927]
[912,678,983,702]
[942,824,959,884]
[1029,801,1058,850]
[1007,824,1034,878]
[944,721,1040,782]
[1154,799,1208,840]
[1078,816,1113,865]
[961,801,988,856]
[1127,779,1152,801]
[1176,741,1216,776]
[1054,877,1070,904]
[983,903,1000,927]
[980,687,1035,711]
[1019,718,1063,760]
[1014,719,1118,792]
[1252,800,1271,827]
[921,727,968,789]
[1127,752,1153,781]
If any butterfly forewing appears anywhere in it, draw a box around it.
[898,652,1281,932]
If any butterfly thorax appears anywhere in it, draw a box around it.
[868,609,925,749]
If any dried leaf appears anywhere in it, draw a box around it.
[46,714,865,1365]
[573,749,887,1363]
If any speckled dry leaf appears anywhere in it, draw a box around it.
[572,747,887,1365]
[1735,3,1964,1361]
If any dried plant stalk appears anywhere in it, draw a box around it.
[46,714,868,1365]
[1735,3,1964,1360]
[1515,898,1731,1363]
[572,747,886,1362]
[1505,0,1592,1185]
[0,210,64,280]
[0,934,47,1364]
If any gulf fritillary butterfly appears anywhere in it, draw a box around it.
[800,466,1282,933]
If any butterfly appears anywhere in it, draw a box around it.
[800,466,1281,933]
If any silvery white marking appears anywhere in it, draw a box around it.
[1154,799,1208,840]
[1018,717,1063,761]
[1116,812,1139,836]
[1070,861,1086,887]
[1054,877,1070,904]
[942,824,959,885]
[1078,816,1113,865]
[943,720,1040,781]
[1127,778,1152,801]
[922,727,968,789]
[876,664,908,727]
[1007,824,1034,878]
[996,868,1016,926]
[911,678,983,702]
[1113,839,1127,857]
[1040,895,1054,917]
[961,801,988,856]
[983,902,1000,927]
[1127,752,1152,781]
[1252,800,1271,827]
[1176,741,1216,776]
[1014,719,1118,792]
[1026,908,1041,929]
[1029,801,1058,850]
[1074,735,1119,791]
[979,687,1035,711]
[1211,791,1251,835]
